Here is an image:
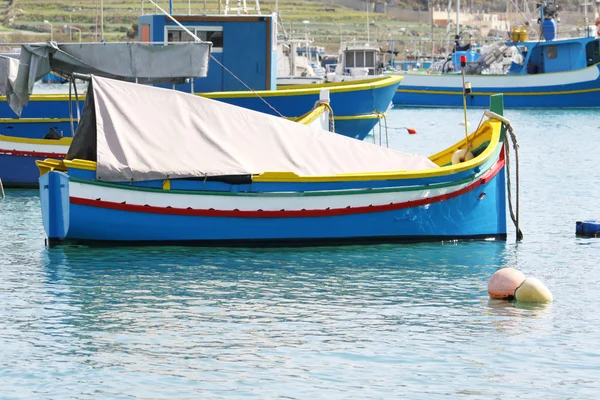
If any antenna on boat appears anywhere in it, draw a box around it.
[366,0,370,44]
[459,55,471,156]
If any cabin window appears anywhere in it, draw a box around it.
[346,51,355,67]
[585,40,600,66]
[166,27,223,50]
[355,51,365,67]
[365,51,375,68]
[546,45,557,59]
[168,30,195,43]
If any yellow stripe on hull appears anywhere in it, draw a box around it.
[0,135,72,146]
[397,87,600,96]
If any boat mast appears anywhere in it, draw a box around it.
[366,0,370,44]
[446,0,452,53]
[456,0,460,36]
[429,0,434,59]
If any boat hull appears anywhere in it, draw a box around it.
[1,76,401,141]
[0,137,68,188]
[393,64,600,108]
[39,156,507,246]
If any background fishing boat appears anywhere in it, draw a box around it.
[37,76,514,246]
[0,12,400,141]
[393,1,600,108]
[0,40,212,188]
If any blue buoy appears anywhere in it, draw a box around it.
[576,220,600,237]
[542,19,557,41]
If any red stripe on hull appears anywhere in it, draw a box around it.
[0,149,66,158]
[69,157,505,218]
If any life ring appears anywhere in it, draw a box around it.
[451,148,474,164]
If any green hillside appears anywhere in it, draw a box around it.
[1,0,439,53]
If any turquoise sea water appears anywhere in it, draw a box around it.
[1,107,600,399]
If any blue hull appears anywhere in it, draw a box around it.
[0,153,53,188]
[39,166,507,246]
[0,120,73,139]
[393,66,600,108]
[394,88,600,108]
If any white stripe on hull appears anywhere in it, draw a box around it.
[70,179,473,212]
[400,65,600,89]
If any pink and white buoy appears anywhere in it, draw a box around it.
[488,268,553,303]
[488,268,526,300]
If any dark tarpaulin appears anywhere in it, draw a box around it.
[65,79,97,161]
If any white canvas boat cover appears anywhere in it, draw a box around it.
[67,76,438,182]
[2,42,211,116]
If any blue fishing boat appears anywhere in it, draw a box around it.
[37,75,515,246]
[393,1,600,108]
[0,135,70,188]
[0,13,400,141]
[0,41,213,188]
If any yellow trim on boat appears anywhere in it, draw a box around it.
[293,104,329,125]
[0,135,72,146]
[63,159,97,171]
[0,117,73,123]
[397,87,600,96]
[36,120,501,183]
[277,76,401,90]
[334,114,384,121]
[36,159,67,176]
[428,123,494,166]
[0,94,79,102]
[201,76,403,99]
[163,179,171,190]
[1,76,403,103]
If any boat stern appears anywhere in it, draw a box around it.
[37,161,70,244]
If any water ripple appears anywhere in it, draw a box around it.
[1,107,600,398]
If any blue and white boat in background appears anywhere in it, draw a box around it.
[394,0,600,108]
[37,75,512,246]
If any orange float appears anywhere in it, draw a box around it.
[487,268,526,300]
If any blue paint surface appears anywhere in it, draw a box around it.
[0,153,55,187]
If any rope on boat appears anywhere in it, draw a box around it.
[208,55,286,119]
[316,100,335,132]
[0,178,5,199]
[504,122,524,242]
[373,112,389,147]
[484,110,523,241]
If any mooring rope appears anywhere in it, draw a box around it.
[372,112,389,148]
[316,100,335,132]
[503,122,524,241]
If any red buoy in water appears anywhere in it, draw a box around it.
[406,128,417,135]
[488,268,526,300]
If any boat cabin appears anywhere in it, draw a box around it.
[137,13,278,92]
[508,36,600,75]
[339,44,382,77]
